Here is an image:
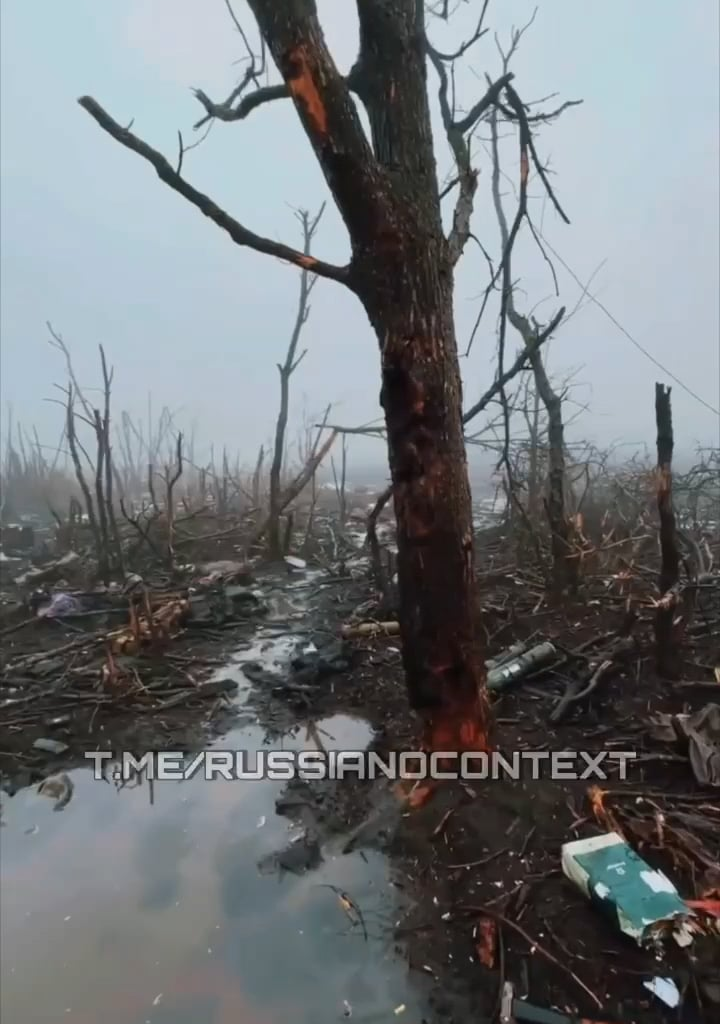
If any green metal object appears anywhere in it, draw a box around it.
[487,641,558,691]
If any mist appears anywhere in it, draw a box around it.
[1,0,718,476]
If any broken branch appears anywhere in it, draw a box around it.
[77,97,350,286]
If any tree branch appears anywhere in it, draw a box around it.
[462,308,564,425]
[245,0,389,250]
[192,83,288,128]
[77,96,350,286]
[453,71,515,133]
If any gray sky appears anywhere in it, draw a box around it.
[1,0,719,473]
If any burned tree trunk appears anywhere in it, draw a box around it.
[331,434,348,534]
[253,0,492,753]
[654,382,681,677]
[65,388,108,581]
[267,351,292,557]
[358,251,491,752]
[530,352,578,593]
[367,482,393,598]
[526,380,542,521]
[268,207,323,558]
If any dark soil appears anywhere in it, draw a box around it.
[245,576,720,1024]
[2,552,719,1024]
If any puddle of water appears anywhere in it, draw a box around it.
[2,571,428,1022]
[205,634,300,702]
[1,706,423,1024]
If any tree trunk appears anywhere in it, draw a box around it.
[654,382,681,677]
[259,0,493,754]
[249,0,493,754]
[527,381,541,520]
[354,243,492,753]
[529,352,578,593]
[268,369,290,558]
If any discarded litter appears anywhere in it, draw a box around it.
[38,773,74,811]
[474,916,496,967]
[649,703,720,786]
[643,976,680,1008]
[36,592,82,619]
[197,560,253,586]
[562,832,694,947]
[32,738,70,756]
[284,555,307,571]
[122,572,144,594]
[487,641,558,691]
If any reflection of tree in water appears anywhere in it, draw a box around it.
[134,806,194,910]
[214,832,280,918]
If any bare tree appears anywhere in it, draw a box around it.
[654,383,681,677]
[249,412,336,551]
[331,434,349,533]
[78,2,578,758]
[483,23,572,592]
[268,205,324,556]
[48,326,125,581]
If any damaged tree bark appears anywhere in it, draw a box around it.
[654,382,682,678]
[78,1,574,759]
[318,0,491,753]
[530,352,579,593]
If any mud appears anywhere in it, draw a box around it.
[2,555,719,1023]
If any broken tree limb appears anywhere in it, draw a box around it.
[551,636,636,723]
[461,310,564,426]
[76,97,350,286]
[341,621,401,639]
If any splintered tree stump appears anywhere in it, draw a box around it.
[654,382,682,678]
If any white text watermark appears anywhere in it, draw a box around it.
[85,749,637,783]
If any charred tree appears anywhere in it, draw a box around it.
[162,433,184,570]
[268,205,324,558]
[64,385,107,580]
[366,482,393,600]
[530,352,579,593]
[525,378,542,521]
[252,1,492,754]
[654,382,681,677]
[331,434,348,534]
[79,1,578,759]
[252,445,264,509]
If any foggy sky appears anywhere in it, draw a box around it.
[1,0,719,474]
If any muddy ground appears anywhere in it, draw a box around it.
[2,542,719,1024]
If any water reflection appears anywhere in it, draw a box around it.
[1,713,423,1024]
